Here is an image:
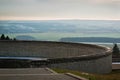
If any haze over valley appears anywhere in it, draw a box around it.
[0,20,120,41]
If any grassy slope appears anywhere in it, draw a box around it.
[52,68,120,80]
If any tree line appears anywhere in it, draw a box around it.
[0,34,16,40]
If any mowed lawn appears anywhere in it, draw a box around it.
[52,68,120,80]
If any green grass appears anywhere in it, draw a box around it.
[52,68,120,80]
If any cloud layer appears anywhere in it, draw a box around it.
[0,0,120,20]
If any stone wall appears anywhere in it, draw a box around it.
[48,55,112,74]
[0,41,112,73]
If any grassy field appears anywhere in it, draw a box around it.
[52,68,120,80]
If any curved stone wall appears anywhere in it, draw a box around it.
[0,41,112,73]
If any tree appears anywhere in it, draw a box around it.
[13,38,16,40]
[0,34,16,41]
[112,43,120,55]
[5,36,10,40]
[0,34,6,40]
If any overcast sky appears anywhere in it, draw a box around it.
[0,0,120,20]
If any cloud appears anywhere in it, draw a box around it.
[0,0,120,20]
[90,0,120,4]
[90,0,120,6]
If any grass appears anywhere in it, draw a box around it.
[52,68,120,80]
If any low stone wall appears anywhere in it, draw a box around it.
[0,59,31,68]
[0,41,112,73]
[48,55,112,74]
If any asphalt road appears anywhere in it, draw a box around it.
[0,68,85,80]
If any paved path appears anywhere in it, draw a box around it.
[0,68,55,74]
[0,74,81,80]
[0,68,87,80]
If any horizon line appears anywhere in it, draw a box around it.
[0,19,120,21]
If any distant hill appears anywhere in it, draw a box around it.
[16,35,36,40]
[60,37,120,43]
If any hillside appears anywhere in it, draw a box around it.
[60,37,120,43]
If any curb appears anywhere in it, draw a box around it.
[65,73,88,80]
[45,68,58,74]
